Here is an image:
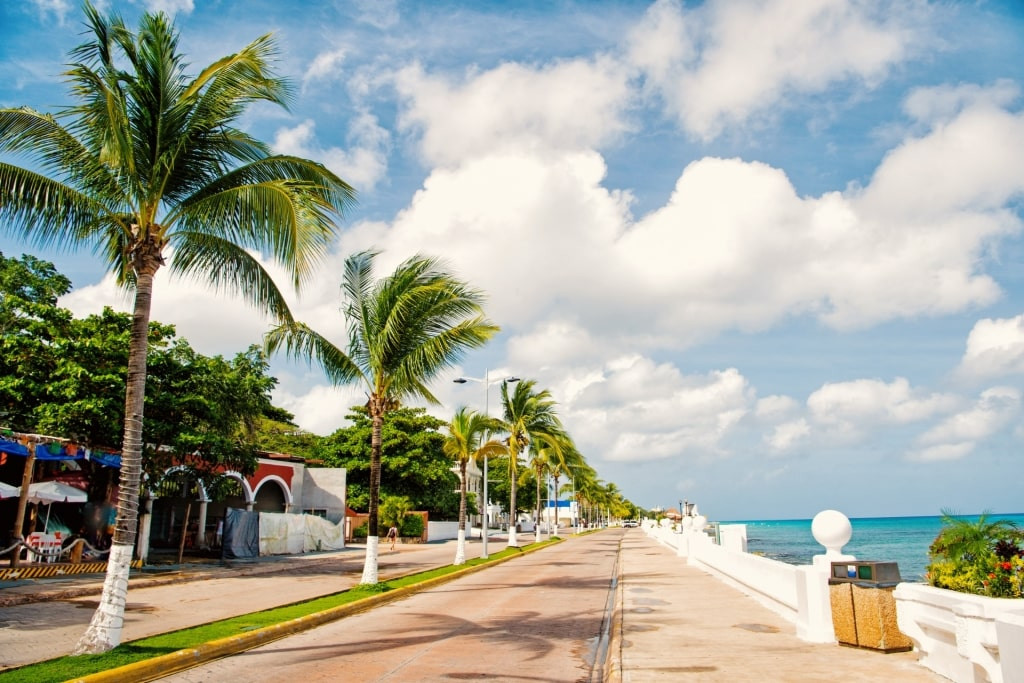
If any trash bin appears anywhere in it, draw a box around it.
[829,561,913,652]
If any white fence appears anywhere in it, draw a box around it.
[644,516,841,643]
[427,521,460,541]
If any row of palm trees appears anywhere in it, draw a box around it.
[445,381,633,565]
[0,3,632,654]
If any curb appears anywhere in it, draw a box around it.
[69,541,557,683]
[603,537,625,682]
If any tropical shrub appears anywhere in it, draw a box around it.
[379,495,412,531]
[926,510,1023,598]
[400,513,424,538]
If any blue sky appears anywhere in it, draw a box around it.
[2,0,1024,521]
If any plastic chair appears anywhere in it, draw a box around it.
[23,532,45,562]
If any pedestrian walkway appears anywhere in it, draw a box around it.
[609,531,941,682]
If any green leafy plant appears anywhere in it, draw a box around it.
[379,495,412,531]
[926,509,1023,598]
[400,513,424,538]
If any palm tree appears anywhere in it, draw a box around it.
[550,444,585,533]
[496,380,563,548]
[930,509,1019,563]
[571,461,599,533]
[527,432,573,542]
[443,407,506,565]
[0,4,354,654]
[266,251,498,583]
[528,442,552,543]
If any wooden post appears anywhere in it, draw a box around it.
[9,449,36,568]
[177,502,191,565]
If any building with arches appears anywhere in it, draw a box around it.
[141,453,346,561]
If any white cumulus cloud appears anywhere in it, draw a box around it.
[273,115,390,193]
[625,0,921,139]
[956,315,1024,382]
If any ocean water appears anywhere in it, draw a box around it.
[723,513,1024,583]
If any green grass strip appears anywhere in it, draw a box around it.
[0,541,558,683]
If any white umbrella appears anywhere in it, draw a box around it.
[19,481,88,532]
[23,481,88,504]
[0,481,19,499]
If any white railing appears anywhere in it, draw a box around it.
[642,510,852,644]
[894,582,1024,683]
[688,537,801,616]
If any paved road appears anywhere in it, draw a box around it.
[163,532,622,682]
[0,539,496,671]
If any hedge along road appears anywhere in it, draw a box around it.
[161,530,623,683]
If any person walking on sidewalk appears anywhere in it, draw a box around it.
[387,525,398,551]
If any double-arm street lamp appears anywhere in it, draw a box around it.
[453,370,519,559]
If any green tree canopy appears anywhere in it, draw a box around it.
[0,252,73,430]
[316,406,461,519]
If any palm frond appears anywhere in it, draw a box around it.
[168,232,295,322]
[174,156,354,285]
[264,321,363,387]
[0,163,127,252]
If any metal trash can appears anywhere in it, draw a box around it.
[829,561,913,652]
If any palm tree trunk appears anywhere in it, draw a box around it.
[75,261,156,654]
[360,403,384,584]
[454,460,467,565]
[507,453,518,548]
[553,474,560,532]
[535,465,542,544]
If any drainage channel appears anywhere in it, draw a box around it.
[587,537,623,682]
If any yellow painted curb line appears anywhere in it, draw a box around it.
[67,540,560,683]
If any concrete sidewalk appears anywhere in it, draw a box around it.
[0,537,497,671]
[610,531,941,682]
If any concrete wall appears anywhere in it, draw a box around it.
[428,521,460,541]
[299,468,346,523]
[895,582,1024,683]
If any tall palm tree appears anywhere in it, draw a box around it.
[0,4,354,654]
[527,432,573,542]
[496,380,563,548]
[572,461,599,532]
[528,441,552,543]
[266,250,497,583]
[550,444,585,532]
[443,407,506,565]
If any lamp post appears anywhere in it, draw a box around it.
[453,370,519,559]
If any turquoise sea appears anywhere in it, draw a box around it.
[724,513,1024,583]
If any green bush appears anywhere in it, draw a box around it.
[401,514,424,538]
[380,495,412,530]
[926,510,1023,598]
[353,522,368,538]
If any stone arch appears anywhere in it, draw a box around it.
[252,474,292,513]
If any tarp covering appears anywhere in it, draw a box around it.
[222,507,259,560]
[259,512,305,555]
[304,514,346,552]
[258,512,346,555]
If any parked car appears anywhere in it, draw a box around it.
[623,520,639,528]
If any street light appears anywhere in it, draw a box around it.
[453,370,519,559]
